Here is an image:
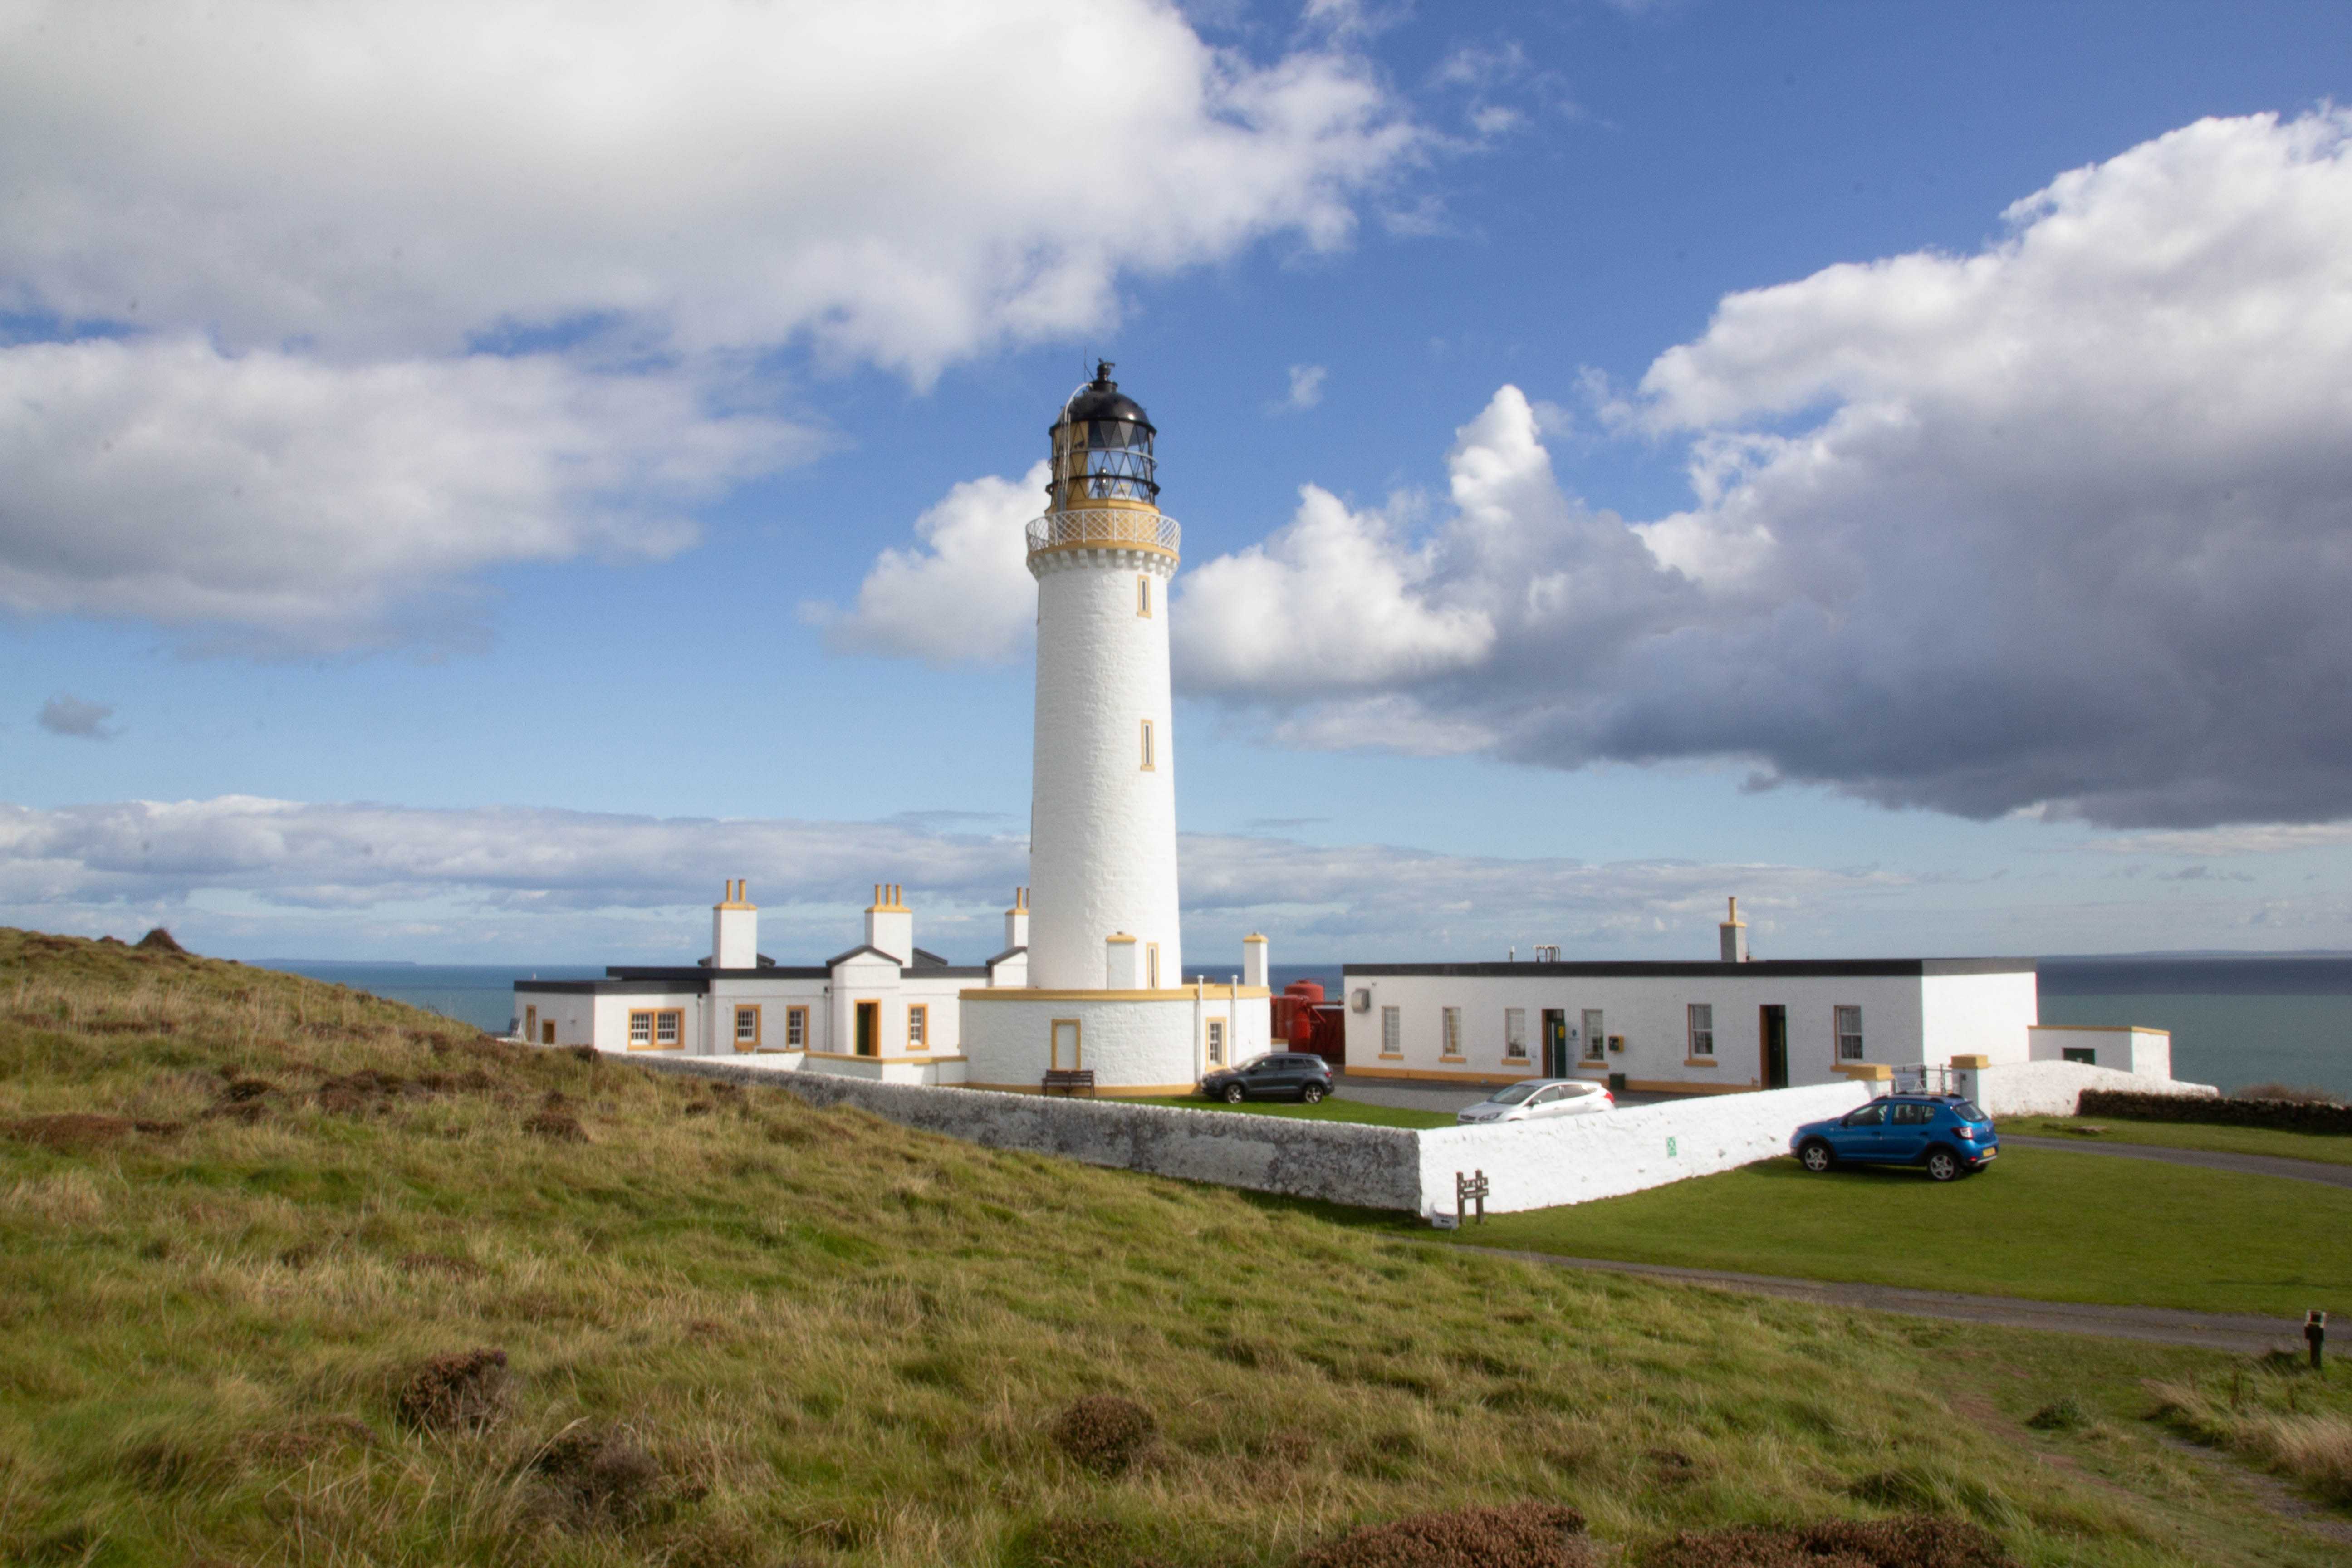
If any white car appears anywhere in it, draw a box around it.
[1455,1078,1615,1125]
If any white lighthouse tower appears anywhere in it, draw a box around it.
[960,364,1270,1092]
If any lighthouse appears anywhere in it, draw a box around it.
[960,364,1271,1092]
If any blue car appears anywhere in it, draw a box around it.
[1790,1094,1998,1182]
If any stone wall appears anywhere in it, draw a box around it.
[634,1055,1423,1211]
[2078,1086,2350,1134]
[1414,1080,1872,1219]
[1960,1058,2219,1118]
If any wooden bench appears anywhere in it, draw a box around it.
[1042,1069,1097,1098]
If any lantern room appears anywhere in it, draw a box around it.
[1047,362,1159,512]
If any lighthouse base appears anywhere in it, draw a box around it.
[959,985,1271,1095]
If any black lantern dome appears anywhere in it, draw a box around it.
[1048,361,1159,509]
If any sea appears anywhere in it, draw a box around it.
[258,955,2352,1100]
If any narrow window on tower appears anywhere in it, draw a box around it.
[1140,719,1155,770]
[1146,942,1160,988]
[1137,575,1152,617]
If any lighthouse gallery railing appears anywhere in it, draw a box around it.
[1026,510,1181,558]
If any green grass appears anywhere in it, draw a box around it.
[1439,1147,2352,1318]
[1129,1093,1454,1129]
[4,927,2352,1567]
[2008,1114,2352,1167]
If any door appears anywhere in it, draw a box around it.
[1580,1009,1605,1068]
[1760,1005,1788,1088]
[1883,1101,1936,1161]
[1051,1019,1080,1070]
[1836,1100,1889,1161]
[855,1000,880,1057]
[1542,1009,1567,1077]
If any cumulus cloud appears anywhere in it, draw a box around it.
[1171,111,2352,831]
[0,2,1419,652]
[36,695,114,739]
[0,337,795,651]
[0,793,1896,961]
[0,2,1416,377]
[803,463,1047,665]
[1282,363,1329,410]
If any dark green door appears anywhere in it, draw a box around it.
[1542,1009,1567,1076]
[1760,1004,1788,1088]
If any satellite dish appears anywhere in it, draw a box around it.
[1349,988,1372,1013]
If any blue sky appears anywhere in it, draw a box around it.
[7,0,2352,965]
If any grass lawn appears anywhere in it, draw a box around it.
[2008,1114,2352,1167]
[1129,1093,1453,1129]
[1440,1147,2352,1318]
[5,927,2352,1566]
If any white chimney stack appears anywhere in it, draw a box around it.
[1719,896,1749,963]
[712,879,758,970]
[1004,887,1030,953]
[1241,932,1269,989]
[865,883,912,965]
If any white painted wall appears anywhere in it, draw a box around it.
[1961,1057,2215,1117]
[1415,1080,1872,1217]
[962,988,1266,1091]
[1922,970,2036,1066]
[1026,545,1182,989]
[2027,1025,2171,1078]
[1342,970,1961,1091]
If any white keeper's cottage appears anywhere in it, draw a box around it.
[517,366,1273,1091]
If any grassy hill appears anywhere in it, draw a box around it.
[1,927,2346,1567]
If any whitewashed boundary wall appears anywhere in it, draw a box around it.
[624,1056,1906,1218]
[631,1055,1424,1212]
[1960,1059,2219,1119]
[1415,1081,1872,1219]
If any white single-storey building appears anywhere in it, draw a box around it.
[1340,899,2185,1097]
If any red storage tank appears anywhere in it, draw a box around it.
[1271,980,1347,1068]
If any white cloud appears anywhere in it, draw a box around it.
[804,463,1049,665]
[0,792,1900,961]
[0,2,1417,380]
[2093,822,2352,858]
[0,337,797,652]
[0,2,1421,652]
[1170,112,2352,831]
[1284,363,1330,410]
[36,695,114,739]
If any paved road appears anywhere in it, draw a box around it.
[1458,1246,2312,1354]
[2000,1133,2352,1190]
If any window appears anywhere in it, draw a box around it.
[907,1004,928,1050]
[630,1009,682,1049]
[2062,1046,2096,1065]
[1834,1005,1864,1062]
[1137,575,1152,617]
[734,1005,760,1050]
[1441,1006,1463,1058]
[1892,1102,1934,1125]
[1686,1003,1714,1058]
[1206,1018,1225,1064]
[1051,1018,1081,1070]
[1581,1009,1605,1062]
[1146,942,1160,989]
[542,1021,555,1045]
[1140,719,1155,770]
[1503,1008,1528,1059]
[1380,1005,1402,1057]
[785,1006,808,1049]
[1843,1103,1886,1127]
[524,1004,538,1041]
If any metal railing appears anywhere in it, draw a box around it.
[1026,509,1181,558]
[1890,1064,1964,1095]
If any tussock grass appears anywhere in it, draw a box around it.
[2149,1378,2352,1504]
[0,927,2336,1565]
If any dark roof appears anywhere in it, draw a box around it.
[518,978,709,996]
[1342,958,2037,980]
[1058,363,1152,433]
[910,947,950,968]
[986,945,1028,967]
[605,965,827,982]
[827,944,900,968]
